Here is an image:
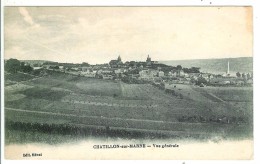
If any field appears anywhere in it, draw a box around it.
[5,71,253,144]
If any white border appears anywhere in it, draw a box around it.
[1,0,259,164]
[1,0,256,6]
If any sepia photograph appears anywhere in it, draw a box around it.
[2,6,254,160]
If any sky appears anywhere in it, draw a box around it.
[4,7,252,64]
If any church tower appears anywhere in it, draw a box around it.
[146,55,151,63]
[117,55,122,62]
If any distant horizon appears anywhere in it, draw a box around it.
[4,56,253,65]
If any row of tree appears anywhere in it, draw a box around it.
[236,72,252,79]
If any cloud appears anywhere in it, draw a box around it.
[5,7,252,64]
[18,7,40,28]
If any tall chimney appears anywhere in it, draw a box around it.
[227,60,230,74]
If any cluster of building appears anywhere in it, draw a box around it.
[29,55,253,87]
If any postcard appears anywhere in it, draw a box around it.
[2,6,253,160]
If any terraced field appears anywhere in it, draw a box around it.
[5,71,253,144]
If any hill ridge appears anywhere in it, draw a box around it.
[160,57,253,74]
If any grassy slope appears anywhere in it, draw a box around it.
[5,72,35,84]
[5,72,253,144]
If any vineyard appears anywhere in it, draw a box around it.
[5,72,253,144]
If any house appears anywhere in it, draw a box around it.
[168,71,174,77]
[81,71,96,77]
[246,79,253,85]
[219,80,231,85]
[103,75,114,80]
[100,69,113,74]
[82,67,92,72]
[114,68,124,74]
[33,66,43,70]
[172,72,178,77]
[184,73,189,77]
[109,56,123,68]
[158,71,164,77]
[139,69,157,80]
[71,67,79,71]
[236,80,245,86]
[177,70,185,77]
[210,77,231,85]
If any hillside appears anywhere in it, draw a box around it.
[20,60,53,65]
[160,57,253,74]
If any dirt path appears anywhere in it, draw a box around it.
[61,99,157,108]
[206,92,225,102]
[191,86,225,102]
[6,107,168,124]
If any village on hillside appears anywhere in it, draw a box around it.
[5,55,253,89]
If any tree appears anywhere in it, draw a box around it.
[176,65,182,70]
[183,67,200,73]
[190,67,200,73]
[236,72,241,78]
[242,73,246,79]
[129,61,136,67]
[22,65,33,73]
[247,73,251,79]
[136,62,142,67]
[196,77,207,85]
[82,62,90,67]
[33,63,39,67]
[128,68,139,74]
[183,68,189,73]
[20,62,33,73]
[20,62,25,67]
[5,58,21,73]
[53,65,59,69]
